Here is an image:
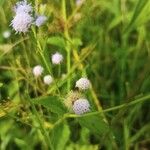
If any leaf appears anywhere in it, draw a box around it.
[14,138,30,150]
[78,114,115,148]
[32,96,67,115]
[124,0,148,33]
[50,123,70,150]
[72,38,82,48]
[0,83,3,87]
[47,36,66,49]
[0,0,5,6]
[78,114,110,136]
[0,44,13,54]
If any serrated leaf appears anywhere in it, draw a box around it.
[47,36,66,49]
[50,123,70,150]
[32,96,67,115]
[78,114,110,136]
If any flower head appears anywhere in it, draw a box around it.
[11,12,33,33]
[51,52,63,65]
[76,0,84,6]
[33,65,44,77]
[14,0,32,14]
[35,15,47,27]
[75,77,90,90]
[43,75,53,85]
[3,30,11,38]
[73,98,90,115]
[64,91,83,110]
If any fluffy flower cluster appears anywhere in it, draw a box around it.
[76,0,85,6]
[3,30,11,39]
[11,0,47,33]
[14,0,32,14]
[33,65,44,77]
[43,75,53,85]
[73,98,90,115]
[35,15,47,27]
[75,77,90,90]
[52,52,63,65]
[11,0,33,33]
[11,12,33,33]
[64,91,83,110]
[64,77,91,115]
[32,65,53,86]
[65,90,91,115]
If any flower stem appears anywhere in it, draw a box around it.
[62,0,71,92]
[32,27,60,95]
[27,95,54,150]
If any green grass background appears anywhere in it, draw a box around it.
[0,0,150,149]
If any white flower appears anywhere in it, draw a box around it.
[73,98,90,115]
[14,0,32,14]
[35,15,47,27]
[43,75,53,85]
[75,77,90,90]
[3,30,11,38]
[33,65,44,77]
[76,0,84,6]
[11,12,33,33]
[52,52,63,65]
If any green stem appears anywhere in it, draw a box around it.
[62,0,71,92]
[58,64,61,77]
[32,27,60,95]
[78,94,150,118]
[28,96,54,150]
[52,94,150,127]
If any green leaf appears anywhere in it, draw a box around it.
[124,0,148,33]
[78,114,115,149]
[50,123,70,150]
[14,138,30,150]
[47,36,66,49]
[72,38,82,48]
[78,114,110,136]
[32,96,67,115]
[0,83,3,87]
[0,0,5,6]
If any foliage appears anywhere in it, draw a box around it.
[0,0,150,149]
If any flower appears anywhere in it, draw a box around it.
[64,91,83,110]
[43,75,53,85]
[35,15,47,27]
[76,0,84,6]
[51,52,63,65]
[75,77,90,90]
[3,30,11,38]
[14,0,32,14]
[72,98,90,115]
[11,0,33,33]
[33,65,44,77]
[11,12,33,33]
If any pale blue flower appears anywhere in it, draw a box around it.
[14,0,32,14]
[11,12,33,33]
[35,15,47,27]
